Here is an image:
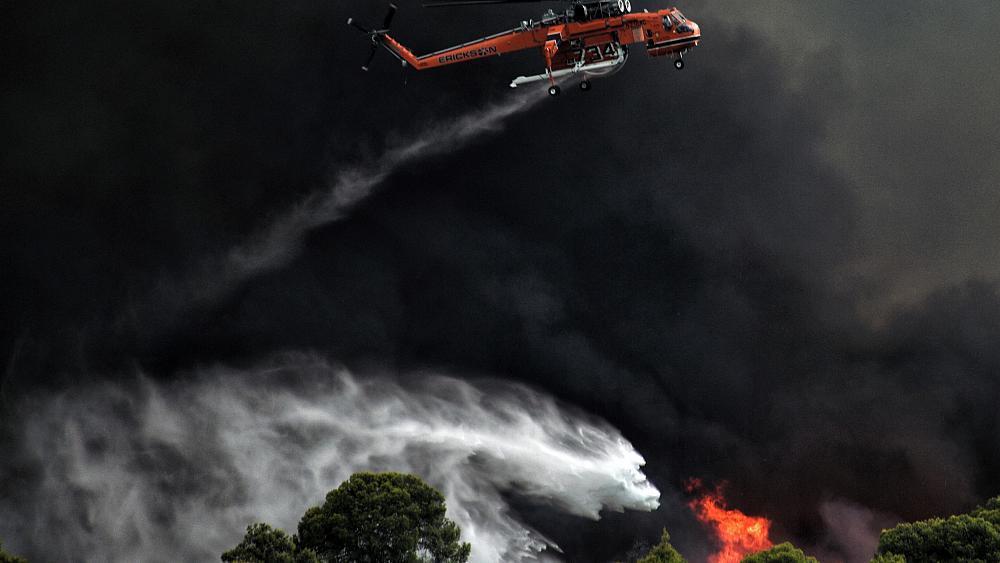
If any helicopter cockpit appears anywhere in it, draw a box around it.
[662,9,695,34]
[644,7,700,68]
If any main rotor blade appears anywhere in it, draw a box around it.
[383,4,398,29]
[347,17,370,33]
[423,0,552,7]
[361,44,379,71]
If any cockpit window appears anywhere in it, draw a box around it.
[674,10,686,21]
[663,14,674,27]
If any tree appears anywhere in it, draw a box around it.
[636,529,686,563]
[875,514,1000,561]
[297,472,471,563]
[971,496,1000,526]
[873,496,1000,562]
[741,542,818,563]
[221,523,318,563]
[0,540,27,563]
[869,555,904,563]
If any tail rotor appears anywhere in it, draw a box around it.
[347,4,399,72]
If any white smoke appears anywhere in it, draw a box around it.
[1,353,659,562]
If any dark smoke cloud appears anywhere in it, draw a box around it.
[701,0,1000,313]
[3,1,1000,561]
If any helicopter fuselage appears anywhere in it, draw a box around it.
[355,4,700,93]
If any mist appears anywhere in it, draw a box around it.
[0,353,658,562]
[129,85,550,342]
[223,86,548,284]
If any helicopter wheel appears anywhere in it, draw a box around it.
[548,85,561,96]
[580,80,592,92]
[674,58,684,70]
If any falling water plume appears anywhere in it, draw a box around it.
[0,354,660,562]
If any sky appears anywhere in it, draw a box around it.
[2,1,1000,561]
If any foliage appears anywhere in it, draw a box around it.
[875,514,1000,562]
[971,496,1000,527]
[869,554,905,563]
[221,523,318,563]
[0,541,27,563]
[982,497,1000,511]
[297,472,470,563]
[740,542,818,563]
[636,529,686,563]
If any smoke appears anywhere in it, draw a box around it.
[814,500,899,563]
[0,353,659,562]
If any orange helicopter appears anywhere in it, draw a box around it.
[348,0,700,95]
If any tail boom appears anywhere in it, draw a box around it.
[382,28,540,70]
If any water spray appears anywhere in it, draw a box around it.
[0,355,660,562]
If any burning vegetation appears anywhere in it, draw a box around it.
[628,484,1000,563]
[685,479,773,563]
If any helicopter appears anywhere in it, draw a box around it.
[348,0,700,95]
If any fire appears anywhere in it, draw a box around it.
[686,479,773,563]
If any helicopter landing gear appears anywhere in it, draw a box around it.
[580,80,592,92]
[548,85,561,96]
[674,58,684,70]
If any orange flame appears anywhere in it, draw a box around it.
[686,479,773,563]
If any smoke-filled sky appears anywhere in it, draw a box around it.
[2,1,1000,561]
